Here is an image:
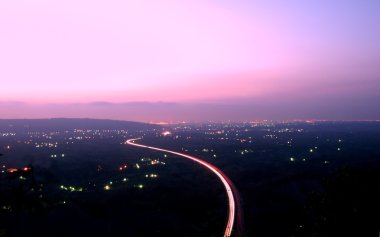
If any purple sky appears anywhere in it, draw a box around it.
[1,0,379,122]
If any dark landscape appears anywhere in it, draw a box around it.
[1,119,379,236]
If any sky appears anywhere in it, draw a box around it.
[1,0,379,122]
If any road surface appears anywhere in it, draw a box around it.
[126,138,238,237]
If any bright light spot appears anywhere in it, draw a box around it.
[145,174,158,178]
[162,131,171,136]
[7,168,18,173]
[290,157,295,162]
[104,185,111,191]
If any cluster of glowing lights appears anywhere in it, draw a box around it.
[288,157,309,163]
[19,176,27,180]
[102,178,129,191]
[119,164,128,171]
[6,167,31,173]
[60,185,83,192]
[239,149,252,155]
[151,159,165,165]
[1,133,16,137]
[145,174,158,178]
[36,142,58,148]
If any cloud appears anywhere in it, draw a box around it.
[1,94,380,122]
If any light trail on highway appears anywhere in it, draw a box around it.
[126,138,237,237]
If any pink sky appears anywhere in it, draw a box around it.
[1,0,379,121]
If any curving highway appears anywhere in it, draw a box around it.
[126,138,236,237]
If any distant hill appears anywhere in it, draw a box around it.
[0,118,160,132]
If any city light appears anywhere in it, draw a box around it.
[162,131,171,136]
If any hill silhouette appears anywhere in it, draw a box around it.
[0,118,160,132]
